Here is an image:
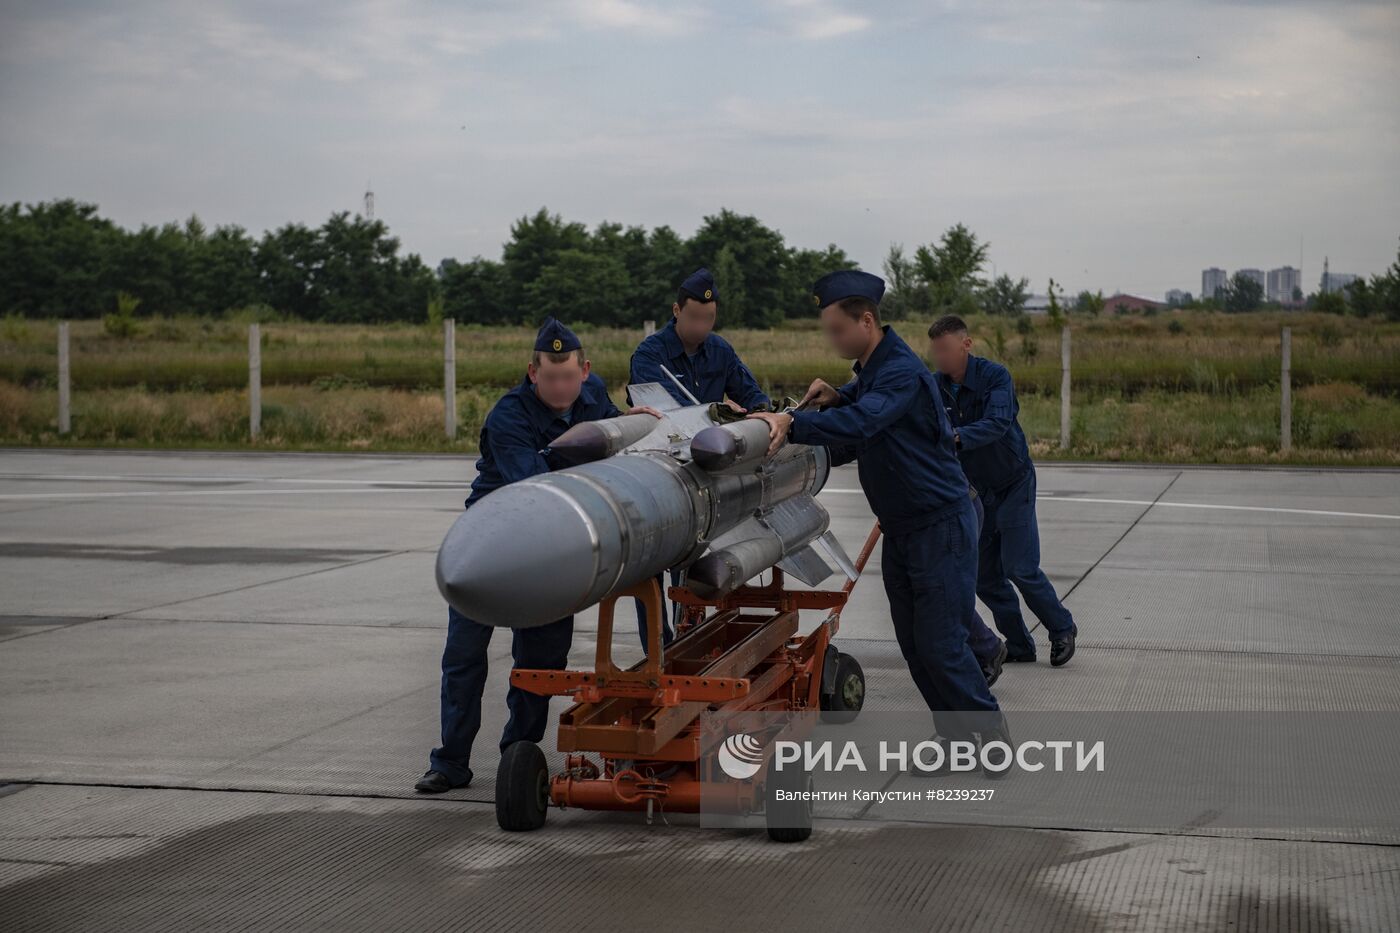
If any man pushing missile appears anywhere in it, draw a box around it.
[415,318,660,795]
[746,271,1010,773]
[628,267,772,641]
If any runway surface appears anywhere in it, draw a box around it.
[2,448,1398,931]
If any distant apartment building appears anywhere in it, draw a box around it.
[1202,267,1228,300]
[1236,268,1267,291]
[1165,288,1190,306]
[1267,266,1302,304]
[1321,272,1359,294]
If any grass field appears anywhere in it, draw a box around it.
[2,311,1398,465]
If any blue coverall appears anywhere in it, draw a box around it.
[629,317,770,635]
[937,355,1076,659]
[629,318,770,411]
[789,327,1001,741]
[431,373,636,786]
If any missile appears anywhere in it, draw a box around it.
[687,497,829,599]
[435,438,831,629]
[547,413,662,466]
[690,420,772,473]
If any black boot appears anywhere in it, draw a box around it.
[1050,629,1076,667]
[415,769,467,793]
[982,641,1008,686]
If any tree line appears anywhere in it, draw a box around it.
[0,200,1038,327]
[6,199,1393,324]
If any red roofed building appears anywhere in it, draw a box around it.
[1104,293,1167,313]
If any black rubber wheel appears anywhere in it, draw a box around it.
[820,652,866,725]
[765,753,814,843]
[495,741,549,832]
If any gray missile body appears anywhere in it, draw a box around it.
[435,439,830,629]
[690,420,772,473]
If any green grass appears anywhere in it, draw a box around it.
[2,311,1398,464]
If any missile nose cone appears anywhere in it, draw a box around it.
[690,425,739,471]
[435,483,600,628]
[547,422,610,466]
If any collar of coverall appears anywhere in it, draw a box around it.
[851,324,900,384]
[937,352,986,392]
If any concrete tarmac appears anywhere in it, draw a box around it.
[1,448,1398,931]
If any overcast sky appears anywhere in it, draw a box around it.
[2,0,1397,299]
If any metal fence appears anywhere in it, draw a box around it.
[48,322,1299,451]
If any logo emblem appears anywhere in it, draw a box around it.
[704,288,713,299]
[551,338,563,351]
[717,732,765,779]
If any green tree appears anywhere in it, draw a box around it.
[440,258,511,325]
[784,243,857,318]
[980,274,1030,316]
[502,208,591,313]
[686,209,787,328]
[1073,289,1105,317]
[524,249,631,326]
[1222,272,1264,313]
[710,245,748,328]
[912,223,989,313]
[881,243,920,318]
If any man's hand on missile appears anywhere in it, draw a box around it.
[626,406,664,419]
[721,399,747,414]
[799,379,840,410]
[746,411,793,456]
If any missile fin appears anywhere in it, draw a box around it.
[776,544,835,586]
[812,530,859,582]
[626,382,685,412]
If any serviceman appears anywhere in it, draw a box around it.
[415,318,660,794]
[927,315,1078,667]
[629,267,771,640]
[629,267,771,412]
[747,271,1007,768]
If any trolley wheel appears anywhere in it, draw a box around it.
[820,652,865,724]
[496,741,550,832]
[765,754,814,843]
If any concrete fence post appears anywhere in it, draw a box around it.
[57,321,71,435]
[444,319,457,440]
[1280,327,1292,455]
[643,320,656,337]
[1060,325,1071,450]
[248,324,261,440]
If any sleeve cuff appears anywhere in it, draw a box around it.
[789,411,812,444]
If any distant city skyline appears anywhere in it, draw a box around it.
[2,1,1396,300]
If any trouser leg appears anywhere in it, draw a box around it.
[998,469,1076,638]
[500,616,574,749]
[429,606,494,784]
[888,502,1002,741]
[976,491,1036,656]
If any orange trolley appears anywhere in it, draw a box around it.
[497,523,881,842]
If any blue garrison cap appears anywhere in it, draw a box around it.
[679,267,718,303]
[534,317,582,353]
[813,269,885,308]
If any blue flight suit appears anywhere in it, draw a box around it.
[937,355,1076,660]
[789,327,1000,740]
[629,318,771,411]
[431,372,628,786]
[629,318,769,635]
[966,490,1004,665]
